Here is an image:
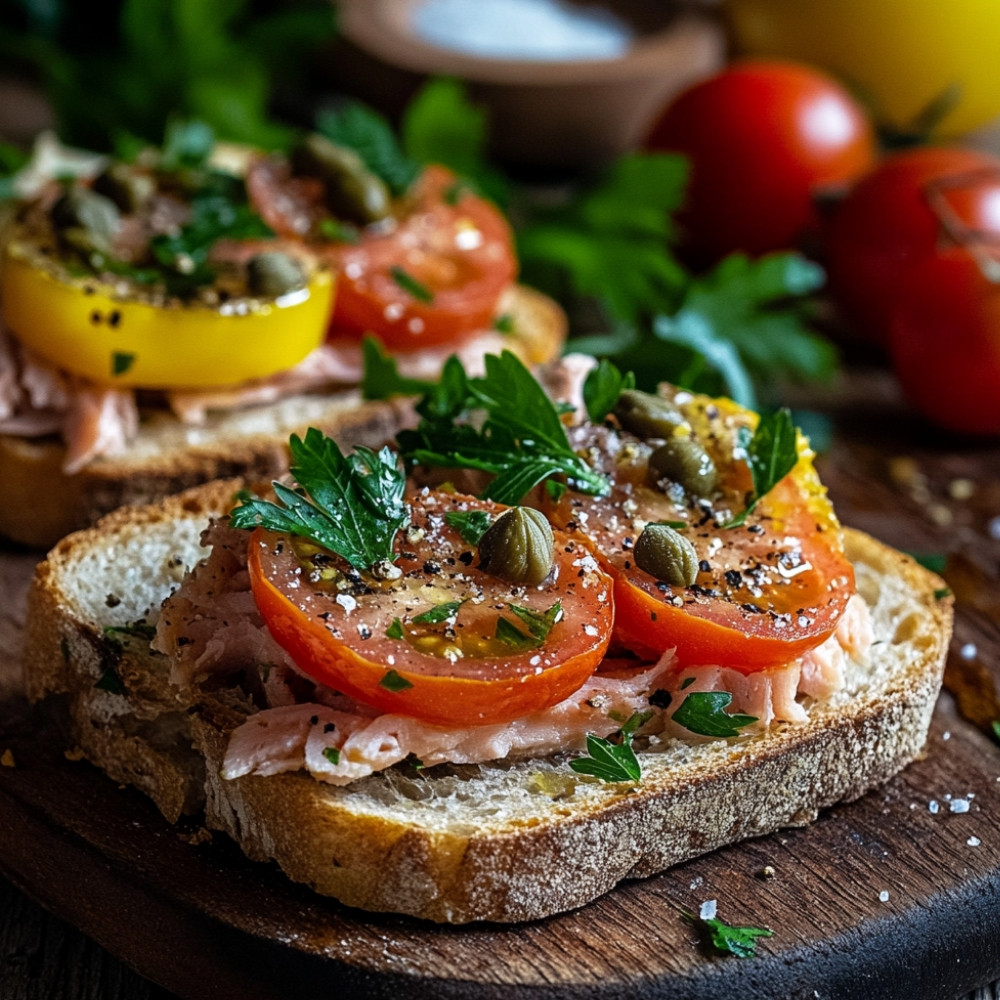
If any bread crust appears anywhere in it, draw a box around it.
[22,486,953,924]
[0,283,565,548]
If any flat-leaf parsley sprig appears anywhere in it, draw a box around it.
[570,711,652,783]
[684,910,774,959]
[230,427,409,570]
[395,350,610,506]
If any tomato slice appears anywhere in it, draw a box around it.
[246,491,613,726]
[248,157,517,351]
[326,166,517,350]
[542,392,854,672]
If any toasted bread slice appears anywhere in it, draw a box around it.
[1,283,564,549]
[23,480,952,923]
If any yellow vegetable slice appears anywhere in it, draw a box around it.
[0,240,335,390]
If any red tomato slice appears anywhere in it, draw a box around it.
[324,165,517,350]
[248,156,517,351]
[247,491,613,726]
[542,394,854,672]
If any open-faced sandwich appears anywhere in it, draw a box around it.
[0,126,564,547]
[23,353,953,923]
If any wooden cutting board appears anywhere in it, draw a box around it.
[2,370,1000,1000]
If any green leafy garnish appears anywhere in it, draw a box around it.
[694,914,774,958]
[401,76,509,206]
[3,0,334,151]
[360,336,436,401]
[379,669,414,692]
[493,313,515,334]
[230,428,408,571]
[582,359,635,423]
[724,408,799,528]
[992,721,1000,744]
[412,600,465,625]
[672,692,757,738]
[386,619,404,640]
[103,622,156,641]
[317,102,419,196]
[444,509,492,546]
[495,602,563,652]
[322,746,341,766]
[111,351,136,377]
[94,666,125,695]
[516,153,689,324]
[908,552,947,574]
[318,218,361,244]
[569,711,650,783]
[390,265,435,303]
[934,588,953,601]
[159,118,215,171]
[396,351,609,505]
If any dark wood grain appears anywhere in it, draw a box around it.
[2,369,1000,1000]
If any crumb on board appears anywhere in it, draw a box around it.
[1,749,14,767]
[64,746,85,761]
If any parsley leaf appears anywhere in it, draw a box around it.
[569,711,649,783]
[582,359,635,423]
[401,76,509,207]
[699,915,774,959]
[390,265,434,302]
[495,602,562,652]
[725,408,799,528]
[516,153,689,324]
[380,669,414,692]
[396,350,609,505]
[412,600,465,625]
[316,102,419,196]
[322,746,341,766]
[992,721,1000,744]
[360,336,435,401]
[444,509,492,546]
[230,428,409,571]
[672,692,757,738]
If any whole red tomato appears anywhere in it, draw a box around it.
[824,146,1000,344]
[645,59,875,263]
[889,246,1000,435]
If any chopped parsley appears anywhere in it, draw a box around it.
[412,600,465,625]
[672,691,757,738]
[111,351,136,377]
[322,746,341,766]
[495,602,562,652]
[390,265,434,303]
[689,912,774,958]
[230,428,409,571]
[443,509,492,546]
[379,669,414,692]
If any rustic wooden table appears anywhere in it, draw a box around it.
[2,369,1000,999]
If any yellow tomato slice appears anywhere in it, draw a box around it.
[0,240,335,389]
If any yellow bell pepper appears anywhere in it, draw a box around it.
[0,239,335,390]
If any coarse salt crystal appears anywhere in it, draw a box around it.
[699,899,717,921]
[879,890,890,902]
[968,836,982,847]
[929,800,940,814]
[960,643,978,660]
[950,798,971,814]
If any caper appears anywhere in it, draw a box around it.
[613,389,684,440]
[649,435,719,497]
[633,523,699,587]
[92,163,155,213]
[292,133,391,225]
[50,187,121,253]
[246,251,307,298]
[477,507,555,586]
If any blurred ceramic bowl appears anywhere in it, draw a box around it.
[334,0,725,170]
